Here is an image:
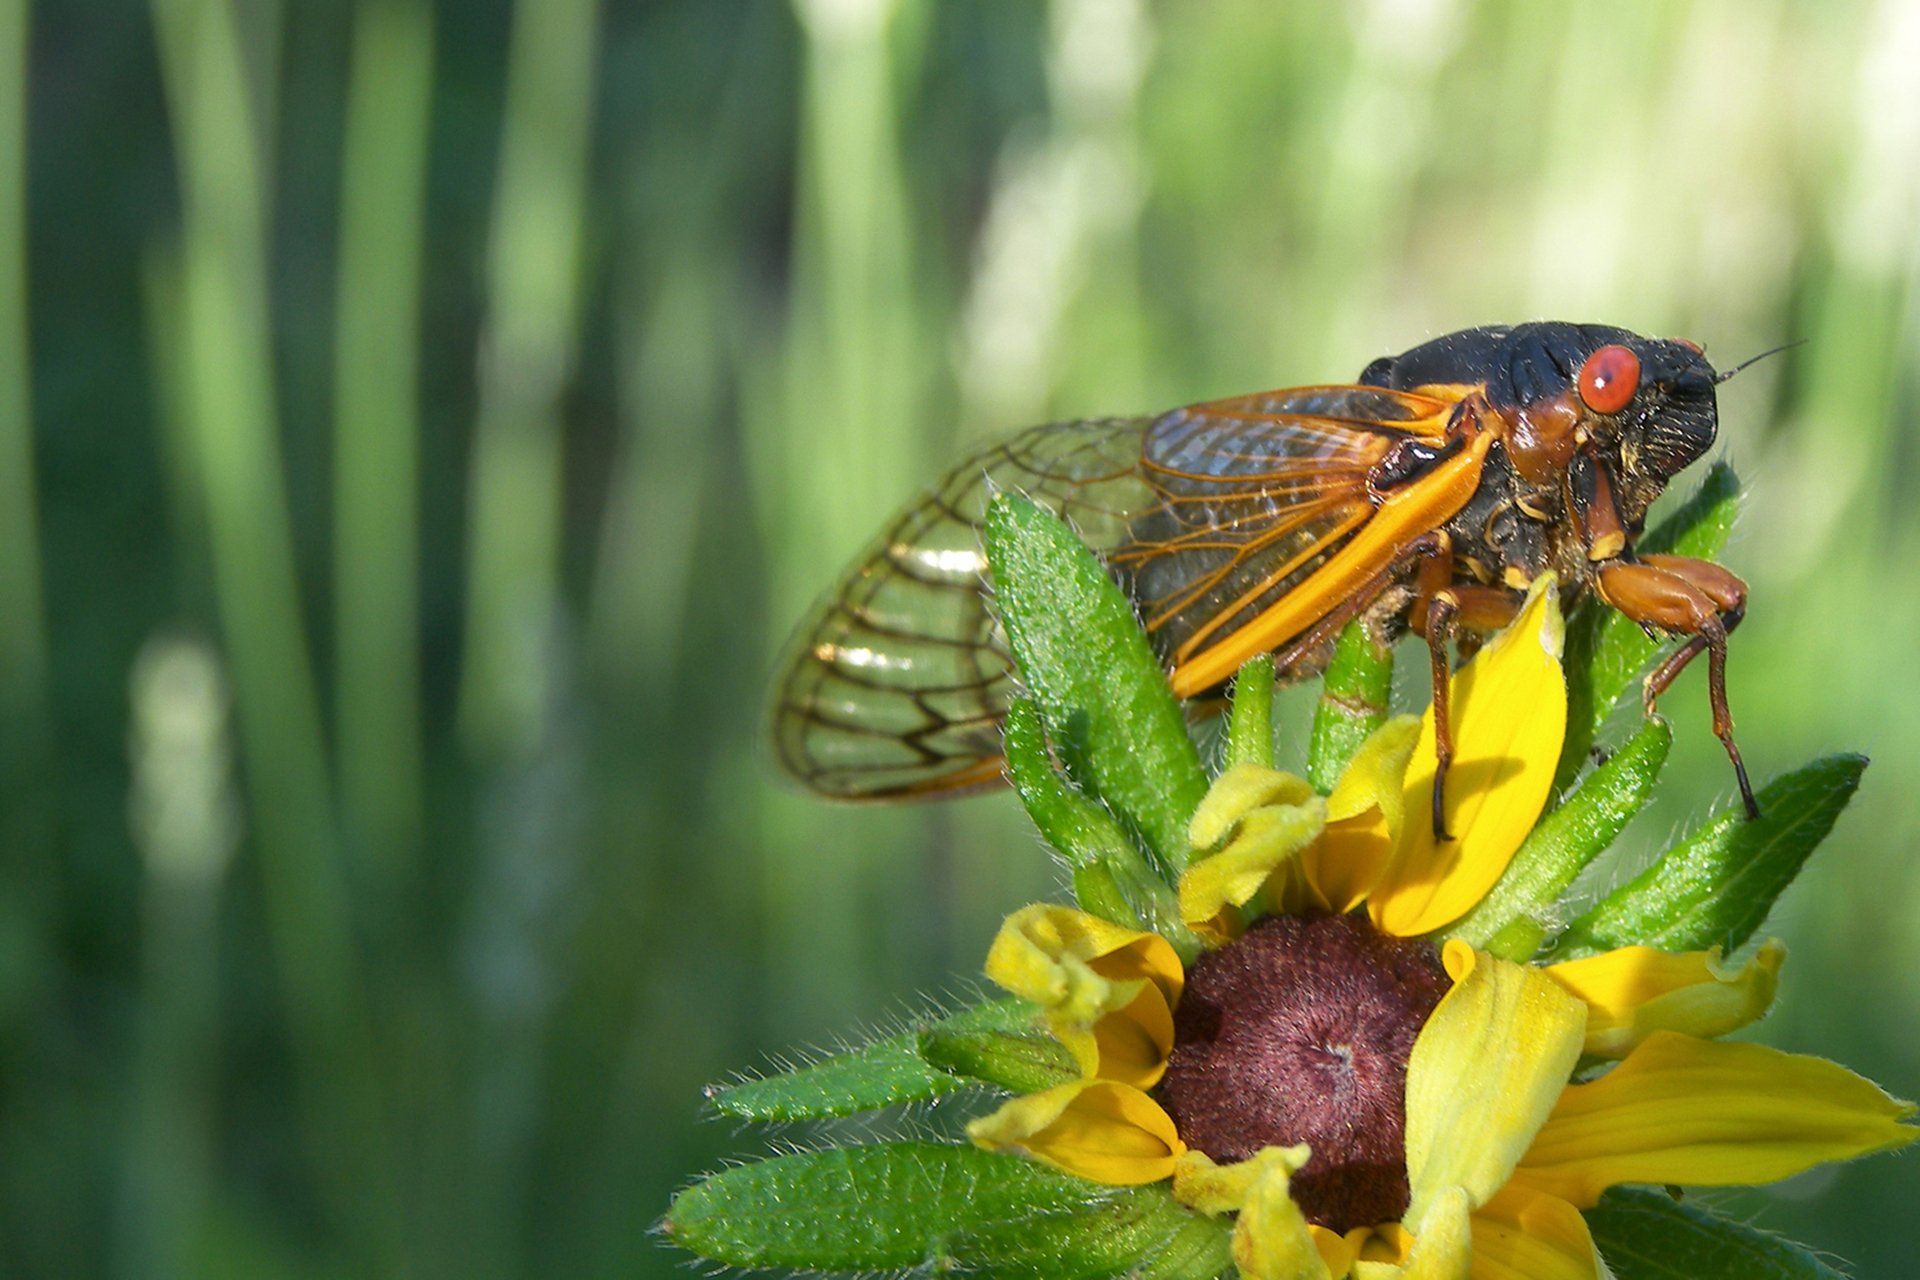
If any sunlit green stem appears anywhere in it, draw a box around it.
[1547,755,1866,961]
[1307,620,1392,793]
[1224,656,1275,771]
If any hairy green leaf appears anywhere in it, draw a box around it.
[1587,1188,1845,1280]
[664,1143,1231,1277]
[984,493,1207,877]
[1003,696,1191,944]
[920,1012,1077,1095]
[708,1000,1038,1122]
[1548,754,1865,960]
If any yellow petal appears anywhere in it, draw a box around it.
[1466,1184,1601,1280]
[1327,716,1422,828]
[1370,578,1565,937]
[1172,1149,1383,1279]
[1299,717,1421,915]
[1231,1150,1335,1280]
[1191,763,1318,851]
[1341,1198,1468,1280]
[1180,796,1327,929]
[1396,1186,1471,1280]
[1309,1226,1366,1278]
[1171,1145,1304,1213]
[1403,941,1586,1227]
[1354,1223,1413,1267]
[1299,808,1394,916]
[967,1079,1186,1185]
[1066,974,1176,1089]
[983,903,1183,1087]
[1546,940,1785,1058]
[1514,1030,1920,1207]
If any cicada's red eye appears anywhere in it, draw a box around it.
[1673,337,1704,354]
[1577,344,1641,414]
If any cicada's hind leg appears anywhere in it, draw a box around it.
[1417,568,1522,841]
[1594,554,1758,818]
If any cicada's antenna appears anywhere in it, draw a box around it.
[1713,338,1807,384]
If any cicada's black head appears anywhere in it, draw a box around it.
[1363,322,1721,526]
[1547,327,1720,530]
[1606,335,1721,483]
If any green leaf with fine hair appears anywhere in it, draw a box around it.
[984,493,1207,878]
[707,1000,1039,1122]
[1547,754,1866,961]
[1307,619,1392,793]
[1558,462,1742,793]
[663,1143,1232,1277]
[920,1011,1077,1095]
[1003,696,1192,947]
[1451,717,1672,957]
[1586,1187,1845,1280]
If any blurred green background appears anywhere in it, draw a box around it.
[6,0,1918,1275]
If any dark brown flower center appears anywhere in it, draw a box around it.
[1156,913,1449,1234]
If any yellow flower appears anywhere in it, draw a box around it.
[968,579,1916,1279]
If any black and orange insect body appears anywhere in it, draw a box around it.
[771,322,1757,831]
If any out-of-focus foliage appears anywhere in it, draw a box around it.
[5,1,1917,1276]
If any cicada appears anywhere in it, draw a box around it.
[770,322,1758,832]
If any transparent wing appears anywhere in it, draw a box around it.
[769,385,1460,800]
[769,417,1157,799]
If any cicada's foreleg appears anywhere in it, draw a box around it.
[1595,555,1757,818]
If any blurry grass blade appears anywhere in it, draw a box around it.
[1559,464,1741,789]
[1547,754,1866,961]
[457,0,600,751]
[149,0,395,1258]
[1307,620,1391,794]
[123,637,236,1277]
[333,0,432,869]
[1585,1187,1845,1280]
[983,493,1207,877]
[663,1142,1229,1275]
[1450,718,1672,956]
[1004,696,1187,940]
[1224,655,1275,770]
[0,0,44,716]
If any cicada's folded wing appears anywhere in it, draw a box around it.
[769,417,1157,800]
[1118,385,1459,684]
[768,384,1465,802]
